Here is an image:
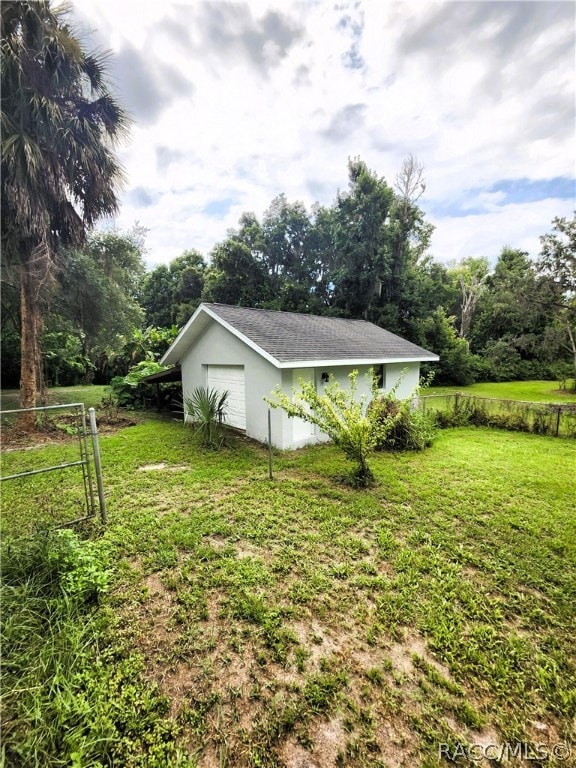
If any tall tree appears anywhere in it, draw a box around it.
[470,247,559,379]
[138,264,174,327]
[451,256,489,338]
[201,239,272,306]
[232,202,333,313]
[328,156,436,341]
[383,155,435,338]
[55,229,145,360]
[261,195,313,288]
[140,250,206,327]
[172,250,206,325]
[537,216,576,378]
[420,307,474,385]
[331,158,395,320]
[1,1,129,425]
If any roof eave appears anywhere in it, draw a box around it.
[160,303,206,366]
[160,303,282,368]
[274,355,439,368]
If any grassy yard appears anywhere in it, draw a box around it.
[428,380,576,403]
[0,384,109,412]
[1,418,575,767]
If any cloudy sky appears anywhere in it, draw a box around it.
[72,0,575,268]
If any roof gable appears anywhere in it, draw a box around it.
[161,303,439,367]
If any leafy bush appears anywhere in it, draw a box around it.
[185,386,229,448]
[266,370,404,487]
[1,528,110,607]
[101,325,180,381]
[369,394,436,451]
[551,361,576,392]
[420,307,476,385]
[43,329,96,386]
[108,359,179,410]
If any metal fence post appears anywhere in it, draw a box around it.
[268,409,274,481]
[89,408,107,523]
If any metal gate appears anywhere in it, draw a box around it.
[0,403,106,527]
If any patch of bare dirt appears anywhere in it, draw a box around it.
[117,559,539,768]
[280,717,347,767]
[137,463,189,472]
[386,632,451,678]
[1,414,135,450]
[517,584,549,601]
[290,620,343,668]
[234,540,269,559]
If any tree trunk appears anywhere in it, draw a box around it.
[18,261,41,430]
[567,321,576,380]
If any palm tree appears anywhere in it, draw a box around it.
[1,1,130,428]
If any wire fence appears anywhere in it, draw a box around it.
[417,393,576,439]
[1,403,106,530]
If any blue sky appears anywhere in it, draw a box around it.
[74,0,575,268]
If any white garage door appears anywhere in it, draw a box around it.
[206,365,246,430]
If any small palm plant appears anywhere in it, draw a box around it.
[185,387,229,448]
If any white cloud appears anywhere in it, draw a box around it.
[428,197,575,266]
[73,0,575,267]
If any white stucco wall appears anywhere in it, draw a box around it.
[180,320,422,450]
[384,362,420,400]
[280,362,421,449]
[180,321,284,446]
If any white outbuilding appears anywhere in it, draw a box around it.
[161,303,439,449]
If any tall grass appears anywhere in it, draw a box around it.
[0,530,188,768]
[421,393,576,438]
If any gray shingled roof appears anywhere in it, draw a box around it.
[204,303,438,362]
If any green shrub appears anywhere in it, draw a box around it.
[267,370,410,486]
[369,394,436,452]
[185,386,229,448]
[1,528,110,607]
[108,359,179,410]
[551,362,576,391]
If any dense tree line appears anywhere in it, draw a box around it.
[139,159,575,387]
[2,156,574,390]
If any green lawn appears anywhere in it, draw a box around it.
[0,384,109,412]
[2,417,575,767]
[428,380,576,403]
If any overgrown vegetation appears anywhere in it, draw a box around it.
[108,359,179,410]
[370,392,437,452]
[268,372,436,484]
[424,394,576,438]
[1,420,574,766]
[0,529,189,767]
